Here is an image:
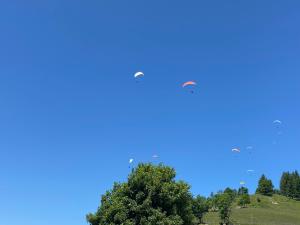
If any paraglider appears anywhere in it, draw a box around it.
[134,71,144,78]
[128,158,134,169]
[182,81,197,87]
[232,148,240,153]
[273,120,283,137]
[273,120,282,129]
[247,169,255,173]
[152,154,159,159]
[273,120,282,125]
[134,72,144,83]
[182,81,197,93]
[240,181,246,185]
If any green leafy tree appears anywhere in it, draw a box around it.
[86,163,197,225]
[238,187,248,196]
[215,193,233,225]
[224,188,237,201]
[256,175,274,196]
[206,194,218,212]
[291,171,300,200]
[237,193,250,208]
[280,171,300,200]
[192,196,208,224]
[280,172,290,196]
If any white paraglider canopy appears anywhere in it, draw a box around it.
[232,148,240,153]
[273,120,282,124]
[134,72,144,78]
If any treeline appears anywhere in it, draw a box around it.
[254,171,300,200]
[87,164,299,225]
[86,163,246,225]
[202,187,251,224]
[280,171,300,200]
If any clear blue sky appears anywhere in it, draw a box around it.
[1,1,300,225]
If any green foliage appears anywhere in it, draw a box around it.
[280,171,300,200]
[256,175,274,196]
[214,193,233,225]
[206,197,216,212]
[87,165,300,225]
[280,172,291,197]
[237,193,250,208]
[204,194,300,225]
[273,189,281,195]
[237,187,248,196]
[207,193,219,212]
[87,163,197,225]
[192,195,208,224]
[224,188,237,201]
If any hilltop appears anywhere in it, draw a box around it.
[204,194,300,225]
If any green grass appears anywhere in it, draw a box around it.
[203,195,300,225]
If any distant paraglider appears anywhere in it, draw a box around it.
[232,148,240,153]
[134,72,144,83]
[128,158,134,169]
[240,181,246,186]
[182,81,197,93]
[273,120,283,137]
[247,169,255,173]
[273,120,282,125]
[182,81,197,87]
[134,71,144,78]
[152,154,159,159]
[273,120,282,129]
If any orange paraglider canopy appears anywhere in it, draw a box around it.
[182,81,197,87]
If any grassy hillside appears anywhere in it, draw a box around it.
[203,194,300,225]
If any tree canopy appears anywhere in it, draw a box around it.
[238,187,248,196]
[256,175,274,196]
[192,195,208,224]
[87,163,197,225]
[87,164,300,225]
[237,193,250,208]
[214,192,233,225]
[280,171,300,200]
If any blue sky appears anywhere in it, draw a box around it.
[1,1,300,225]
